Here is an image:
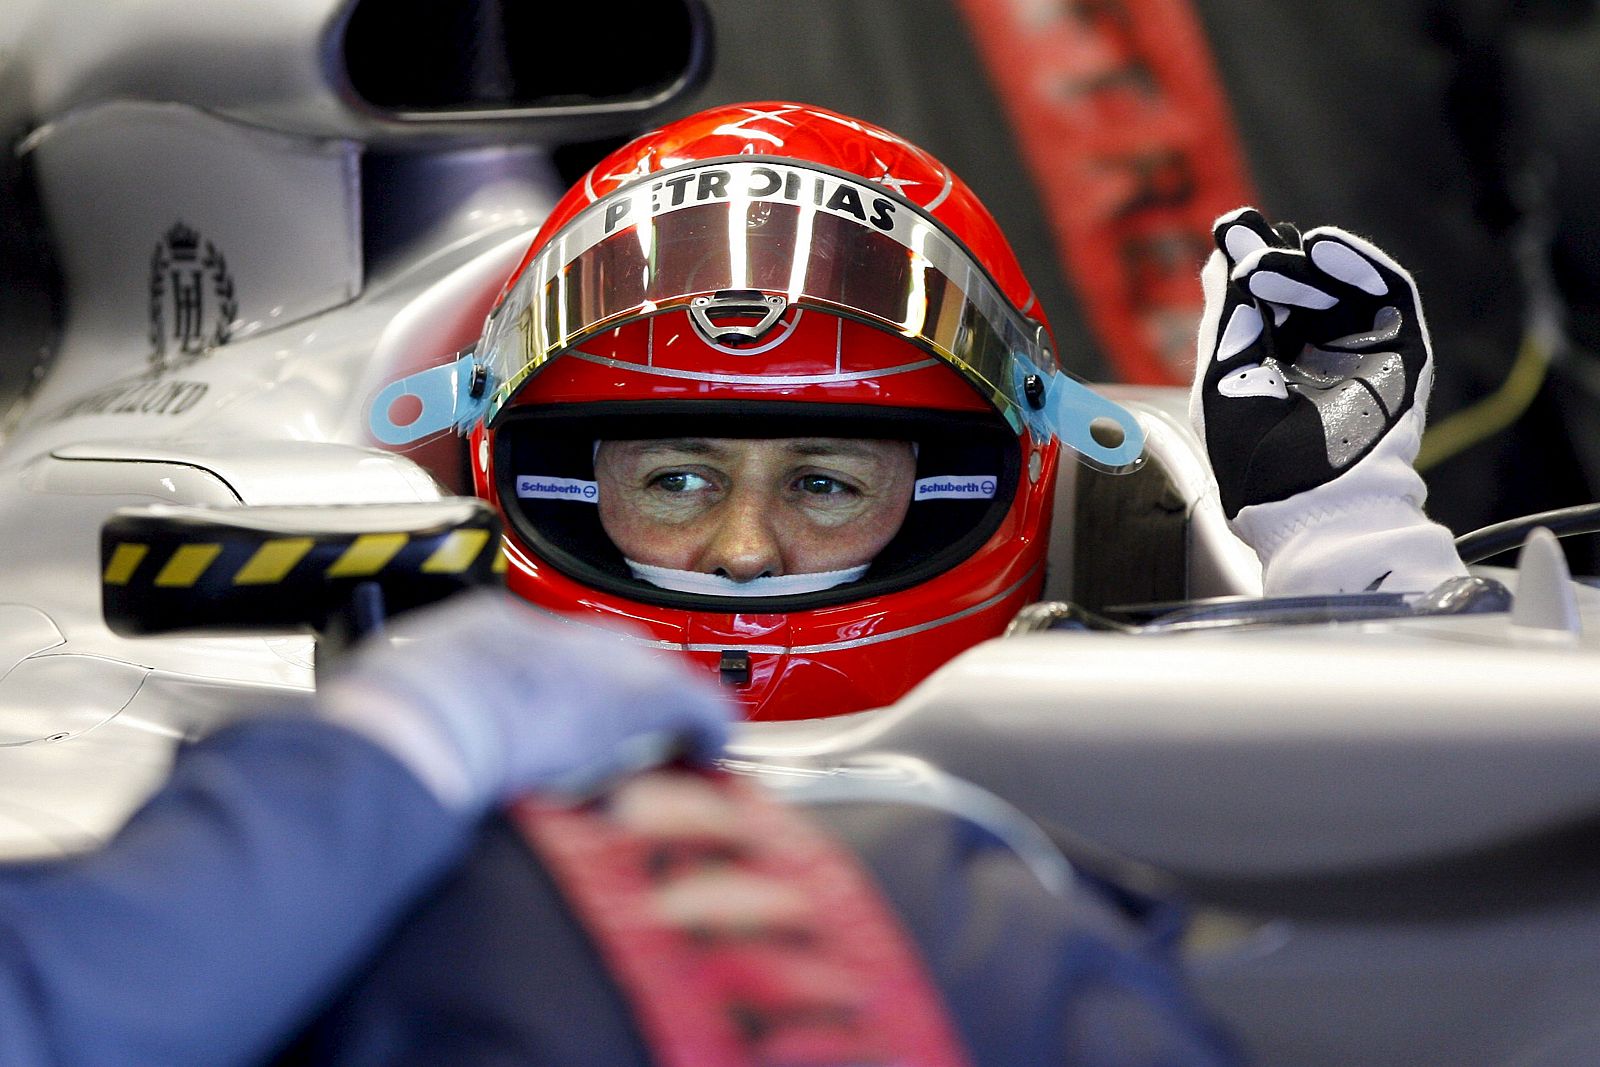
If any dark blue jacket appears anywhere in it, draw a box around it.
[0,718,1237,1065]
[0,721,470,1067]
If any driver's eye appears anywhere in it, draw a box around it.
[797,475,851,496]
[651,471,712,493]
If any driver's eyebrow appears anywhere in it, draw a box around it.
[782,439,900,460]
[622,438,724,457]
[614,438,901,460]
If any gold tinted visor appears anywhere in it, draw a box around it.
[479,160,1144,470]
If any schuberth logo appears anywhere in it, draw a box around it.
[149,221,237,374]
[516,476,600,502]
[913,475,998,501]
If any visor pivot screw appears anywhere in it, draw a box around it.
[718,649,753,687]
[468,362,489,399]
[1023,374,1046,410]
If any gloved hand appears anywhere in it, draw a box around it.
[317,590,734,813]
[1189,207,1467,594]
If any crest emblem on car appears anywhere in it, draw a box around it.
[148,222,237,373]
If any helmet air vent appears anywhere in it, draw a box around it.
[689,290,789,349]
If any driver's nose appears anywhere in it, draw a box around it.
[698,491,784,581]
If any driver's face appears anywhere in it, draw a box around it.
[595,438,916,580]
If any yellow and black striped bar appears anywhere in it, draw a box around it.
[102,500,505,636]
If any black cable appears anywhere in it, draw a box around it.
[1454,502,1600,563]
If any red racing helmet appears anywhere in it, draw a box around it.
[464,102,1143,720]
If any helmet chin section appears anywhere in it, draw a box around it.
[625,560,870,598]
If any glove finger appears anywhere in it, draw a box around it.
[1212,207,1281,268]
[1250,235,1425,366]
[1198,248,1259,371]
[1235,247,1339,310]
[1301,225,1415,286]
[1307,236,1388,296]
[1301,231,1426,345]
[1303,228,1426,334]
[1270,220,1303,248]
[1200,214,1282,371]
[1213,299,1267,362]
[1202,210,1299,360]
[1200,258,1285,397]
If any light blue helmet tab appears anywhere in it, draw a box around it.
[1010,355,1146,473]
[369,353,492,446]
[1046,376,1147,472]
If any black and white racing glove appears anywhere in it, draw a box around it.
[1189,208,1467,595]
